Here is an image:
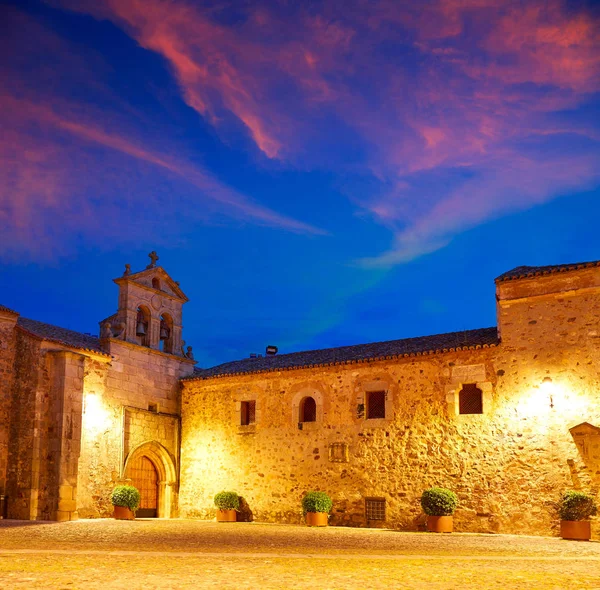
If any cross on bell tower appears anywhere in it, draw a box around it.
[147,251,159,269]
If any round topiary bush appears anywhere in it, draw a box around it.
[301,491,333,514]
[421,487,458,516]
[111,485,141,511]
[559,491,597,521]
[214,491,240,511]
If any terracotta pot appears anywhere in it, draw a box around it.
[113,505,135,520]
[305,512,328,527]
[427,515,453,533]
[561,520,591,541]
[216,509,237,522]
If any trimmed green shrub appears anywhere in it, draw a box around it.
[214,491,240,511]
[421,487,458,516]
[302,491,333,514]
[111,485,141,511]
[559,491,597,521]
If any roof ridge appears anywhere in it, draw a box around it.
[190,326,499,381]
[496,260,600,282]
[16,316,108,356]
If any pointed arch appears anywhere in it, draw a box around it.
[124,441,178,518]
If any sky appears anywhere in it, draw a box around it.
[1,0,599,367]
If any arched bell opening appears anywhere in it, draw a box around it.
[159,313,174,354]
[136,306,151,347]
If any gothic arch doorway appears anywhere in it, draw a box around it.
[123,441,177,518]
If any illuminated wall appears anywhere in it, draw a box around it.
[179,267,600,537]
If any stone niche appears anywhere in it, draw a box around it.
[570,422,600,477]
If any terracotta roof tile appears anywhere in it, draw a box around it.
[17,317,108,355]
[189,327,499,380]
[496,260,600,282]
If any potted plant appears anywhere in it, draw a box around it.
[302,491,333,527]
[421,487,458,533]
[214,491,240,522]
[111,485,141,520]
[559,491,597,541]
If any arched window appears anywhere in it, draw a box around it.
[152,278,161,290]
[300,396,317,423]
[159,313,173,354]
[136,306,150,347]
[459,383,483,415]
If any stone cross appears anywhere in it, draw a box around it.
[147,251,159,268]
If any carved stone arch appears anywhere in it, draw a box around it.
[291,385,325,428]
[123,440,178,518]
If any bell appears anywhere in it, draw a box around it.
[160,325,169,340]
[136,321,147,336]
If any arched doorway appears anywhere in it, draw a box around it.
[129,455,159,518]
[123,441,178,518]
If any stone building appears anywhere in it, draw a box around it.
[0,253,195,521]
[1,254,600,538]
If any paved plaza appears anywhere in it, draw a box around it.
[0,519,599,589]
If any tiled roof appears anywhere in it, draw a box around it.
[189,327,499,380]
[0,304,18,315]
[17,317,109,356]
[496,260,600,282]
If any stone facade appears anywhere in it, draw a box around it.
[0,307,18,504]
[0,255,194,520]
[1,256,599,539]
[178,263,600,537]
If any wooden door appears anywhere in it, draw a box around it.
[129,455,158,517]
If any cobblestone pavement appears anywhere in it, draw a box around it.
[1,520,599,589]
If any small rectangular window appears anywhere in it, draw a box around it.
[365,497,386,521]
[148,403,158,413]
[366,390,386,419]
[459,384,483,415]
[241,400,256,426]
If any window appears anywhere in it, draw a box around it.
[300,396,317,422]
[365,498,386,521]
[366,390,386,419]
[152,278,161,290]
[459,383,483,414]
[241,400,256,426]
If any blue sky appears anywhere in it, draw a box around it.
[1,0,599,367]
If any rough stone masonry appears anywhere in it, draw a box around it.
[0,255,599,539]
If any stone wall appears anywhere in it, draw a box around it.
[76,339,193,518]
[179,270,600,538]
[0,310,18,496]
[6,331,45,519]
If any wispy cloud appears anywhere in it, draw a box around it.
[11,0,600,265]
[52,0,600,266]
[0,8,324,260]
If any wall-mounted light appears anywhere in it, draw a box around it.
[541,377,554,408]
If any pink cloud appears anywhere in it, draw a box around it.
[38,0,600,264]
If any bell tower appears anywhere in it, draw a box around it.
[100,252,190,358]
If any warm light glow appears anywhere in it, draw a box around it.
[84,392,110,435]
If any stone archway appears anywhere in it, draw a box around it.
[123,441,177,518]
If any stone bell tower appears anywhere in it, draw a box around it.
[99,251,192,358]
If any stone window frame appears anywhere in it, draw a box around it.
[358,380,393,428]
[292,387,324,432]
[235,392,261,434]
[446,381,492,417]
